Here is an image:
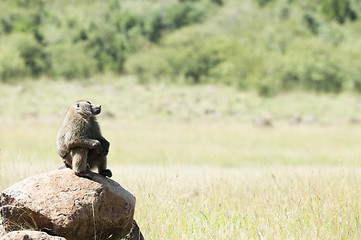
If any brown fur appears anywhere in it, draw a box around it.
[56,100,112,178]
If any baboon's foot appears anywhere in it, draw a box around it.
[58,163,71,170]
[75,171,95,179]
[58,165,66,170]
[99,169,112,178]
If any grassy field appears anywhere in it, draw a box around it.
[1,79,361,239]
[1,164,361,239]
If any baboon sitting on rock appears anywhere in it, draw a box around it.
[56,100,112,178]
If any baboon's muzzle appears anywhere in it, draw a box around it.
[92,105,101,115]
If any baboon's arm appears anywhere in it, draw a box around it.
[68,138,101,151]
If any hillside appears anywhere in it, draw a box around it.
[1,0,361,95]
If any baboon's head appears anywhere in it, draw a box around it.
[71,100,101,118]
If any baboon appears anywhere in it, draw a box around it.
[56,100,112,178]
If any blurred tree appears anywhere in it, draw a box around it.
[17,34,49,77]
[256,0,276,7]
[320,0,357,23]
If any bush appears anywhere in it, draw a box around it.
[279,39,344,93]
[125,48,173,83]
[0,45,26,82]
[48,42,97,79]
[14,34,49,76]
[2,0,361,95]
[320,0,357,23]
[0,33,48,80]
[162,1,207,30]
[126,33,225,84]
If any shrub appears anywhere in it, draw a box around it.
[280,38,344,93]
[48,42,97,79]
[0,33,47,80]
[14,33,49,76]
[125,48,173,83]
[0,45,26,82]
[320,0,357,23]
[162,1,207,30]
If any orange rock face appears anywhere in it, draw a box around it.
[0,168,135,240]
[0,230,66,240]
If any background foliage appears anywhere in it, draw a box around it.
[1,0,361,95]
[2,1,361,238]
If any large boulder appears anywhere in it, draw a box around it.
[121,220,144,240]
[0,168,136,240]
[0,230,66,240]
[0,225,5,238]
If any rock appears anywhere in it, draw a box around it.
[121,220,144,240]
[0,168,136,240]
[16,86,25,94]
[303,116,316,124]
[290,116,302,125]
[349,117,360,125]
[21,111,38,119]
[255,112,273,127]
[0,230,66,240]
[103,111,116,119]
[0,224,5,238]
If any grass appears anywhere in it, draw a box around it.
[1,164,361,239]
[126,166,361,239]
[2,76,361,123]
[1,79,361,239]
[1,119,361,167]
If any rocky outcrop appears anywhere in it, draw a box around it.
[0,168,136,240]
[0,230,66,240]
[0,225,5,238]
[121,220,144,240]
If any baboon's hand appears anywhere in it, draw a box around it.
[100,148,108,156]
[101,142,110,156]
[92,140,102,153]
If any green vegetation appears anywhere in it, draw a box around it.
[2,0,361,95]
[0,0,221,79]
[2,1,361,238]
